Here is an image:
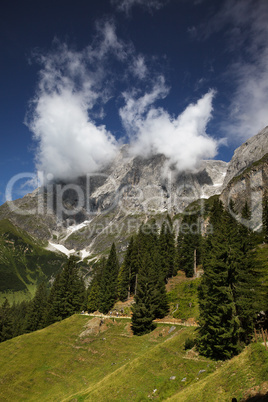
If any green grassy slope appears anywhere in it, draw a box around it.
[0,219,67,303]
[0,315,267,401]
[0,315,215,401]
[167,343,268,401]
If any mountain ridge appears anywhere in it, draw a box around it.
[0,127,267,259]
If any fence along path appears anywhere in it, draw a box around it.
[81,312,199,327]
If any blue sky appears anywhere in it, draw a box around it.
[1,0,267,203]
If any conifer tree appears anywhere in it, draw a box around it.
[198,209,240,360]
[24,282,48,332]
[87,258,106,312]
[99,243,119,314]
[0,298,13,343]
[177,212,202,278]
[131,222,169,334]
[117,237,135,301]
[151,245,169,318]
[131,251,156,335]
[44,257,85,324]
[159,215,176,281]
[198,199,264,358]
[234,203,262,344]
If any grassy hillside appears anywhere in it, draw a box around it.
[167,343,268,401]
[0,314,267,401]
[0,315,213,401]
[0,219,67,303]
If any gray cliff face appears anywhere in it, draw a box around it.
[223,126,268,188]
[88,147,228,216]
[220,154,268,231]
[0,147,228,255]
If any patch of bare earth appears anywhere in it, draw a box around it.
[79,317,114,338]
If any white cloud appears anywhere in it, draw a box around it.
[120,84,218,171]
[222,0,268,140]
[198,0,268,141]
[28,90,118,180]
[26,18,220,182]
[111,0,166,14]
[25,22,127,181]
[130,55,148,79]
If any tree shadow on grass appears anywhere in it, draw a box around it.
[239,393,268,401]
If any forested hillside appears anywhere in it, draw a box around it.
[1,196,267,361]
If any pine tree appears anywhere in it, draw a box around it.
[117,237,135,301]
[87,258,106,312]
[0,298,13,343]
[99,243,119,314]
[131,251,156,335]
[151,246,169,319]
[131,222,169,334]
[177,212,202,278]
[198,199,264,359]
[44,257,85,325]
[198,212,240,360]
[234,204,262,345]
[24,282,48,332]
[159,215,176,281]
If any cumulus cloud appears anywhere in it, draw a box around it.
[111,0,167,14]
[221,0,268,140]
[26,18,220,182]
[197,0,268,141]
[25,21,133,181]
[120,83,218,171]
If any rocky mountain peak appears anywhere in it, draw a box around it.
[223,126,268,188]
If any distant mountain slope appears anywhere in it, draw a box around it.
[0,152,228,256]
[0,126,267,259]
[0,219,67,303]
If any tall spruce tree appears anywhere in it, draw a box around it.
[177,213,202,277]
[198,199,264,359]
[44,257,85,324]
[117,236,135,301]
[131,221,169,334]
[151,244,169,319]
[159,215,176,281]
[0,298,13,343]
[87,258,106,312]
[24,282,48,332]
[198,207,240,360]
[131,251,156,335]
[234,203,262,344]
[99,243,119,314]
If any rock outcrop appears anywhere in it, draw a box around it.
[220,153,268,231]
[223,126,268,188]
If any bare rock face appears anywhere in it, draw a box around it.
[0,146,228,254]
[88,146,228,216]
[220,154,268,231]
[223,126,268,188]
[3,125,268,254]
